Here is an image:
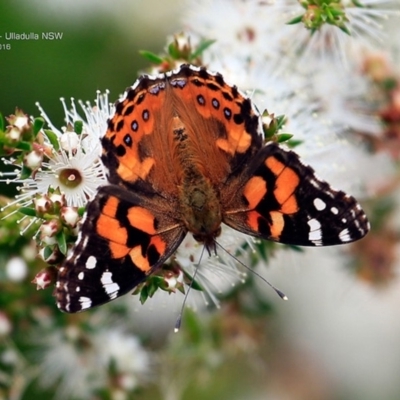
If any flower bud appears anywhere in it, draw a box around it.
[40,219,62,240]
[34,194,52,216]
[24,149,44,170]
[32,266,58,290]
[61,206,80,228]
[60,131,80,153]
[38,245,63,264]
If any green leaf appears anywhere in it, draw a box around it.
[18,207,37,217]
[352,0,364,7]
[77,206,86,217]
[140,285,149,304]
[287,14,304,25]
[33,117,44,137]
[276,133,293,143]
[183,309,203,342]
[20,165,32,179]
[286,244,304,253]
[339,25,351,35]
[43,129,59,151]
[74,120,83,135]
[286,139,303,148]
[275,114,286,130]
[168,42,180,59]
[263,123,277,138]
[139,50,164,65]
[182,270,203,291]
[15,141,32,151]
[253,240,276,264]
[382,78,397,91]
[56,231,67,255]
[189,39,216,60]
[0,113,4,132]
[44,246,53,260]
[147,280,160,298]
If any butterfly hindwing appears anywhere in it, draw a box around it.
[56,185,186,312]
[223,143,369,246]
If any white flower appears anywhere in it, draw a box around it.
[186,0,283,65]
[13,115,30,130]
[0,92,112,234]
[122,226,252,335]
[95,329,151,388]
[186,0,399,70]
[273,0,400,68]
[38,325,150,399]
[5,256,28,282]
[175,226,249,309]
[59,131,80,152]
[33,141,105,207]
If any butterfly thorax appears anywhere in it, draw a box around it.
[180,171,222,249]
[172,115,222,249]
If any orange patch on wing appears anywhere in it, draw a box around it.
[265,156,285,176]
[102,196,120,218]
[150,236,166,256]
[216,138,234,155]
[97,214,128,244]
[216,129,251,155]
[269,211,284,239]
[243,176,267,209]
[246,210,262,231]
[117,157,155,183]
[129,246,151,272]
[109,242,130,258]
[280,195,298,214]
[127,206,157,234]
[275,168,299,213]
[237,134,252,153]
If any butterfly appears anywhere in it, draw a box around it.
[55,64,370,312]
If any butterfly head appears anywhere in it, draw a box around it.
[192,226,221,256]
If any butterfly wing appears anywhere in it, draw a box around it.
[55,185,186,312]
[102,64,263,194]
[223,142,369,246]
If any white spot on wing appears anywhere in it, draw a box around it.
[85,256,97,269]
[307,218,323,245]
[331,207,339,215]
[339,228,352,242]
[82,236,89,249]
[313,198,326,211]
[101,271,120,299]
[78,271,84,280]
[310,179,321,189]
[79,296,92,310]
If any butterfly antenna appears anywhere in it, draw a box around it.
[215,241,288,301]
[174,245,206,333]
